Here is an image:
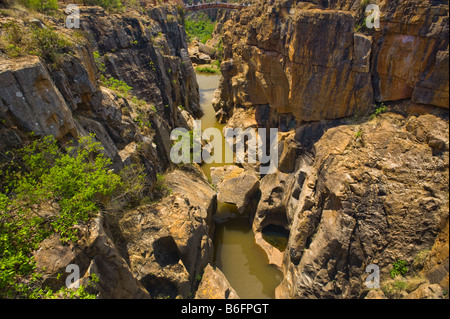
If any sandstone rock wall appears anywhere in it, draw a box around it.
[213,0,449,125]
[0,4,209,299]
[1,4,200,185]
[268,113,449,298]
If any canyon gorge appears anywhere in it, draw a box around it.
[0,0,448,300]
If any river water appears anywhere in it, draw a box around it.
[197,73,283,299]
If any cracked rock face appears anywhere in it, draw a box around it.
[117,166,216,299]
[276,113,449,298]
[0,56,77,140]
[213,0,448,125]
[211,165,260,214]
[195,264,240,299]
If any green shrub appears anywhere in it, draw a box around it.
[184,13,216,43]
[0,134,122,298]
[390,259,409,279]
[22,0,58,13]
[370,103,387,119]
[195,65,220,74]
[3,21,23,46]
[93,50,132,95]
[31,26,70,63]
[154,173,172,196]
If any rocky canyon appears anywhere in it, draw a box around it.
[0,0,448,301]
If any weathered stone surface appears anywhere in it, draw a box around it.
[353,33,372,73]
[0,4,208,300]
[422,220,449,291]
[117,167,216,298]
[408,283,445,299]
[213,0,448,130]
[277,113,449,298]
[211,165,260,214]
[0,56,77,140]
[253,170,292,233]
[80,5,202,124]
[195,264,239,299]
[365,290,387,299]
[370,2,449,108]
[214,3,373,123]
[81,216,151,299]
[34,216,151,299]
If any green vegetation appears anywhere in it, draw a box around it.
[381,276,427,298]
[354,128,363,140]
[184,12,216,43]
[390,259,409,279]
[30,26,71,63]
[1,20,70,63]
[21,0,58,13]
[0,134,123,298]
[195,65,220,74]
[154,173,172,197]
[134,112,152,130]
[86,0,124,12]
[93,50,132,96]
[370,102,387,119]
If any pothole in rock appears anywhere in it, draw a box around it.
[261,224,290,252]
[140,274,178,299]
[152,236,181,267]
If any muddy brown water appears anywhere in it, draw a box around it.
[197,73,284,299]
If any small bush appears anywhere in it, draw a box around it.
[31,26,71,63]
[154,173,172,197]
[390,259,409,279]
[370,103,387,119]
[22,0,58,13]
[195,65,220,74]
[184,12,216,43]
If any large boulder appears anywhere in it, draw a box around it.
[0,56,77,140]
[211,165,260,214]
[195,264,239,299]
[33,216,151,299]
[117,165,217,298]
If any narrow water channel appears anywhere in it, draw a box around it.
[197,73,283,299]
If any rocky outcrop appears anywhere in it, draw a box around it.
[81,5,202,121]
[368,1,449,108]
[0,4,201,187]
[274,112,449,299]
[407,283,445,299]
[1,4,208,299]
[195,264,240,299]
[0,56,77,141]
[211,165,260,214]
[213,0,448,127]
[421,220,449,291]
[33,165,217,299]
[213,1,374,123]
[115,166,216,299]
[34,216,151,299]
